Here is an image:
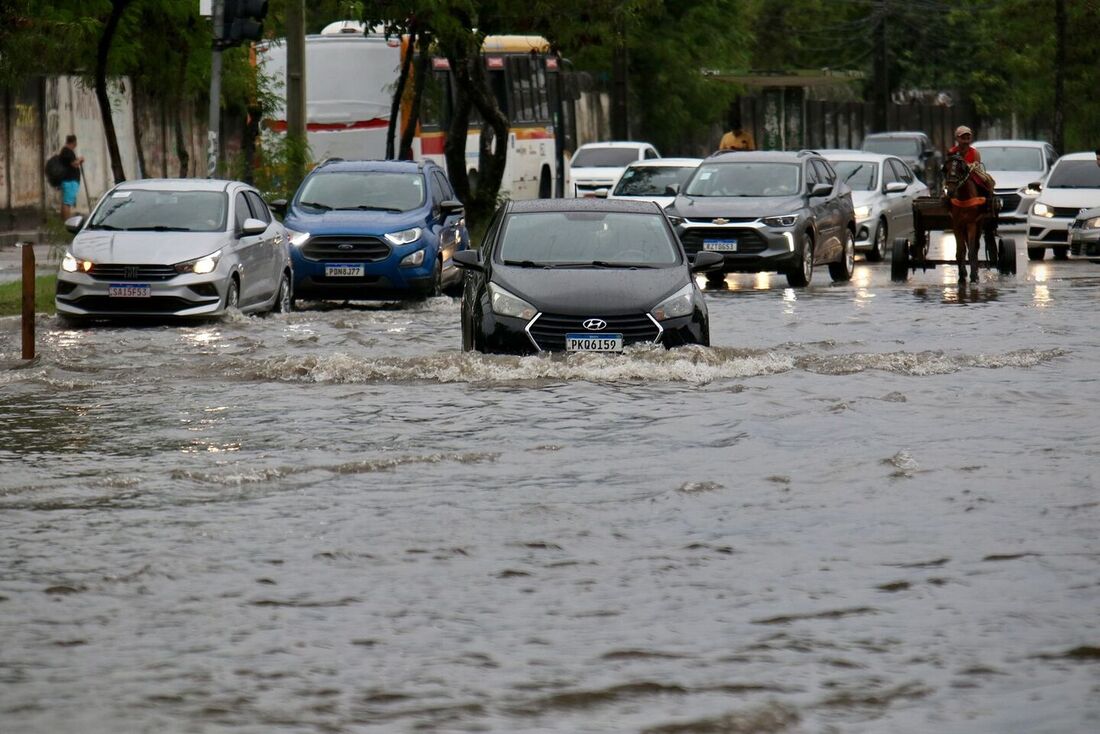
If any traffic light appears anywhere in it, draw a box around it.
[221,0,268,48]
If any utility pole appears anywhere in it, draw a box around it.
[286,0,307,187]
[610,11,629,140]
[207,0,224,177]
[872,0,888,132]
[1052,0,1066,152]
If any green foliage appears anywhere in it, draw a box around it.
[0,275,57,317]
[231,132,313,202]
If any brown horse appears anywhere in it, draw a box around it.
[944,154,993,283]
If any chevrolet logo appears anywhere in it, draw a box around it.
[712,217,729,225]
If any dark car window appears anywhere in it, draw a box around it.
[805,162,821,187]
[831,161,877,191]
[497,211,679,265]
[245,191,272,224]
[685,162,800,197]
[1045,160,1100,188]
[811,160,834,185]
[234,192,251,231]
[889,159,914,184]
[433,171,455,200]
[295,171,426,211]
[644,148,660,160]
[882,161,900,185]
[863,137,921,158]
[613,165,697,196]
[572,147,641,167]
[87,190,228,232]
[428,172,445,207]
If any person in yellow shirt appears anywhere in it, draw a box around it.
[719,106,755,151]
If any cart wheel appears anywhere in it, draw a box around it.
[985,236,999,267]
[998,238,1017,274]
[891,237,909,282]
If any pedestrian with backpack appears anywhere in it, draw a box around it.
[52,134,84,220]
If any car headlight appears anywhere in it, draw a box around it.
[61,253,93,273]
[853,205,873,220]
[1084,217,1100,230]
[761,215,798,227]
[384,227,422,246]
[285,228,310,247]
[400,249,425,267]
[1032,202,1054,218]
[175,249,222,274]
[650,282,695,321]
[488,283,537,320]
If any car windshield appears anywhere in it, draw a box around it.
[496,211,679,266]
[1043,160,1100,188]
[862,138,921,157]
[571,147,642,168]
[87,190,228,232]
[830,161,878,191]
[295,171,425,211]
[684,163,800,197]
[977,146,1044,172]
[613,165,697,196]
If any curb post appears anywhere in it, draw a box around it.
[21,243,35,359]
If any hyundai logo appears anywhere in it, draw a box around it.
[583,318,607,331]
[337,243,354,250]
[713,217,729,225]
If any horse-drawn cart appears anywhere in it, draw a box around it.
[890,195,1017,282]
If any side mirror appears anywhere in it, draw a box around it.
[589,188,609,199]
[690,251,725,273]
[809,182,832,197]
[64,215,85,234]
[268,198,287,216]
[1026,181,1043,194]
[440,199,465,217]
[452,249,483,271]
[920,150,933,159]
[240,218,267,236]
[884,181,908,194]
[665,183,681,196]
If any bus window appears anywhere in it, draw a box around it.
[490,67,510,122]
[507,57,528,122]
[533,60,549,122]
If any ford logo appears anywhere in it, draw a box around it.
[583,318,607,331]
[713,217,729,225]
[337,244,354,250]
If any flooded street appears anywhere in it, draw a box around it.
[2,239,1098,733]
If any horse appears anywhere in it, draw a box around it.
[943,154,995,283]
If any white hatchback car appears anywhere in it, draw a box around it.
[1026,152,1100,260]
[974,139,1057,234]
[605,157,702,208]
[822,151,928,261]
[569,141,660,198]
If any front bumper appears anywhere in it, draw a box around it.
[1068,228,1100,259]
[992,189,1031,231]
[474,309,706,355]
[677,221,800,273]
[290,246,437,300]
[854,217,879,251]
[1026,217,1071,249]
[55,270,225,317]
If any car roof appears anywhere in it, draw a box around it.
[623,157,702,167]
[821,151,894,163]
[310,158,429,173]
[864,131,929,139]
[113,178,240,192]
[576,141,656,150]
[1054,152,1100,161]
[705,150,813,163]
[506,198,665,214]
[974,140,1051,148]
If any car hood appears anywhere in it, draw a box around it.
[988,171,1042,191]
[70,231,228,264]
[670,194,803,219]
[285,208,424,236]
[494,265,688,315]
[571,166,625,185]
[608,194,675,209]
[1035,189,1100,209]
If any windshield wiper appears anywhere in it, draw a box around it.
[590,260,655,269]
[844,165,865,182]
[337,205,403,212]
[298,200,332,211]
[124,226,190,232]
[502,259,552,268]
[88,224,122,231]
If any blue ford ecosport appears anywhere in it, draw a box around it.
[280,159,469,301]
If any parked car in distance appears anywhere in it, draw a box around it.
[1026,152,1100,260]
[664,150,856,287]
[55,179,292,321]
[605,158,703,208]
[276,159,469,302]
[822,151,929,261]
[452,198,721,354]
[973,140,1057,233]
[569,141,660,198]
[1068,205,1100,262]
[861,131,942,190]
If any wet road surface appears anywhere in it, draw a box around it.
[2,236,1098,733]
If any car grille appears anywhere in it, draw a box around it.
[527,312,660,351]
[301,236,390,262]
[1029,227,1068,243]
[88,264,179,281]
[685,217,758,224]
[63,296,216,313]
[994,192,1021,212]
[680,227,768,254]
[1052,206,1084,218]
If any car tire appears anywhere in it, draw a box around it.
[1028,247,1045,261]
[1053,246,1069,260]
[786,232,814,287]
[272,272,293,313]
[866,218,886,262]
[829,229,855,282]
[428,256,443,298]
[224,277,240,311]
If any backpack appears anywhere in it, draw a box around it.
[45,154,66,188]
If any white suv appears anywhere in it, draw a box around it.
[569,141,660,198]
[1026,152,1100,260]
[974,140,1057,234]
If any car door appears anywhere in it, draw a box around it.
[810,159,843,258]
[245,190,282,294]
[232,190,266,306]
[879,158,906,237]
[432,170,465,285]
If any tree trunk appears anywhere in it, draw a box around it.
[399,32,430,161]
[386,28,416,160]
[131,82,146,178]
[95,0,131,184]
[1052,0,1066,152]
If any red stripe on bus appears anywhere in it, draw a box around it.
[266,118,390,133]
[420,134,445,155]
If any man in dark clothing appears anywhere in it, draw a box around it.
[58,134,84,220]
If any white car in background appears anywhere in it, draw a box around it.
[569,141,660,198]
[821,150,928,261]
[974,139,1057,234]
[1026,152,1100,260]
[605,157,702,208]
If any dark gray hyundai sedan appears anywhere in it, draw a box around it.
[453,199,722,354]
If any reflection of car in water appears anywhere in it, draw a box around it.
[664,151,857,287]
[861,131,942,190]
[452,198,720,354]
[56,179,292,321]
[569,141,660,198]
[821,151,929,262]
[605,158,703,209]
[1026,152,1100,261]
[973,140,1058,233]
